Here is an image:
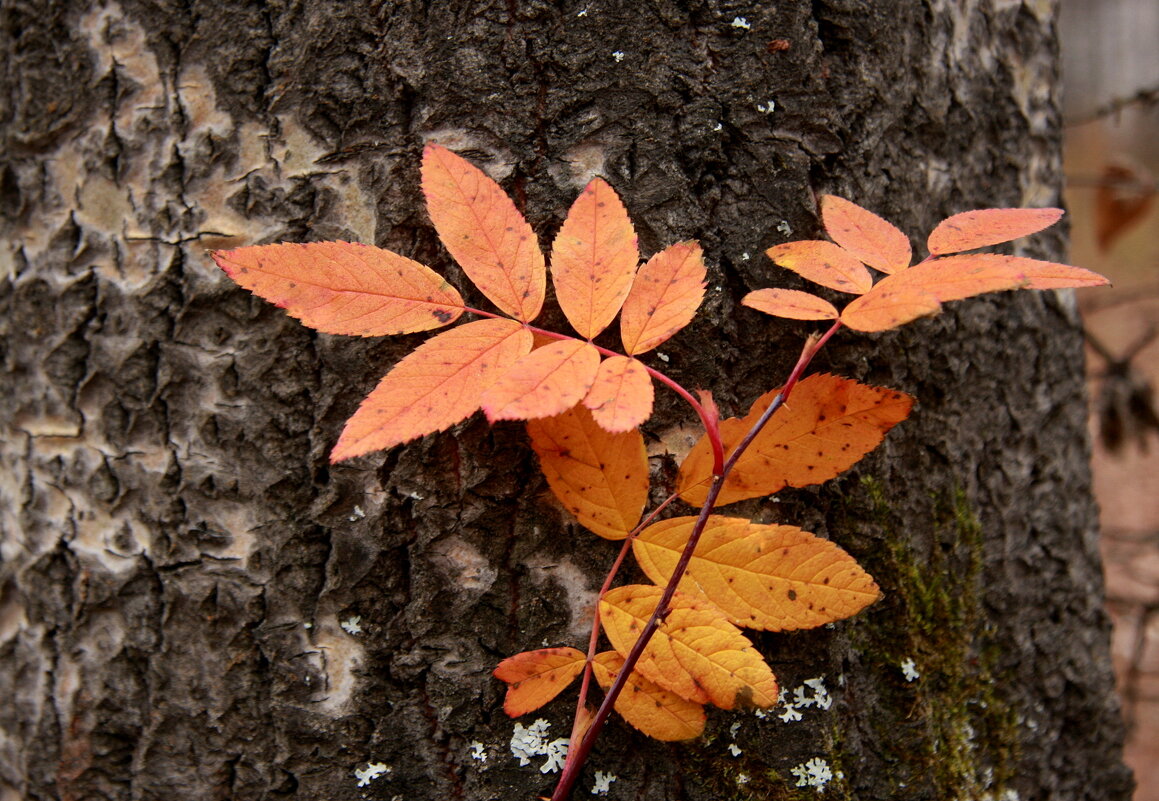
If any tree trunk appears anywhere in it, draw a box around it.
[0,1,1133,800]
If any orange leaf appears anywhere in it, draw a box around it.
[742,288,839,321]
[591,651,706,741]
[926,207,1063,256]
[678,374,913,506]
[481,339,601,422]
[837,284,941,332]
[583,356,654,433]
[820,195,911,274]
[765,240,874,294]
[330,318,532,462]
[550,179,639,339]
[619,241,707,355]
[213,242,464,336]
[633,516,880,631]
[526,404,649,540]
[493,647,586,717]
[599,585,779,709]
[421,143,546,322]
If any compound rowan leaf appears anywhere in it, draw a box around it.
[766,240,874,294]
[493,647,586,717]
[482,339,601,422]
[591,651,706,741]
[619,241,707,355]
[820,195,912,274]
[679,374,913,506]
[926,207,1063,256]
[421,143,546,322]
[527,404,648,540]
[742,288,839,321]
[583,356,654,433]
[633,516,881,631]
[600,585,779,709]
[551,179,639,339]
[331,318,533,462]
[213,242,465,336]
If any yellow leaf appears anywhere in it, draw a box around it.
[766,240,874,294]
[583,356,654,433]
[591,651,706,741]
[493,647,586,717]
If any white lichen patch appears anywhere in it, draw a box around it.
[340,616,363,635]
[469,741,487,762]
[592,771,617,795]
[756,99,776,114]
[790,757,833,791]
[509,719,570,774]
[354,761,391,787]
[727,744,743,757]
[901,657,920,682]
[612,51,625,62]
[731,16,752,30]
[770,677,832,724]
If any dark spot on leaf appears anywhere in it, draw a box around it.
[432,309,454,323]
[788,589,797,601]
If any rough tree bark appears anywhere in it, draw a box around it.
[0,1,1134,800]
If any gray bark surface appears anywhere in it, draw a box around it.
[0,1,1132,800]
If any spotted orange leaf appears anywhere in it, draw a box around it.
[591,651,706,741]
[742,288,839,321]
[526,404,648,540]
[421,143,546,322]
[600,585,779,709]
[330,319,533,462]
[493,647,586,717]
[550,179,639,339]
[482,339,601,422]
[212,242,465,336]
[633,516,881,631]
[820,195,912,274]
[619,241,707,355]
[679,374,913,506]
[766,240,874,294]
[926,207,1063,256]
[583,356,654,433]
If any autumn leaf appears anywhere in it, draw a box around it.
[550,179,640,339]
[421,143,546,322]
[766,240,874,294]
[591,651,706,741]
[820,195,912,274]
[679,374,913,506]
[526,404,649,540]
[742,288,839,321]
[583,356,654,433]
[633,516,880,631]
[494,647,586,717]
[481,339,601,421]
[212,242,465,337]
[619,241,707,355]
[926,207,1063,256]
[600,585,779,709]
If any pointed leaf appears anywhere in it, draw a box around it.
[527,404,648,540]
[421,143,546,322]
[600,585,779,709]
[331,318,532,462]
[742,288,839,321]
[482,339,601,422]
[633,516,881,631]
[213,242,464,336]
[838,284,941,332]
[766,240,874,294]
[591,651,706,741]
[619,241,707,355]
[926,207,1063,256]
[820,195,912,273]
[550,179,639,339]
[493,647,586,717]
[679,374,913,506]
[583,356,654,433]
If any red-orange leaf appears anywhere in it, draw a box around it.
[766,240,874,294]
[583,356,654,433]
[679,374,913,506]
[493,647,586,717]
[331,318,532,462]
[591,651,706,741]
[421,143,546,322]
[742,288,839,321]
[213,242,465,336]
[820,195,911,273]
[526,404,648,540]
[482,339,601,421]
[926,207,1063,256]
[550,179,639,339]
[619,241,707,355]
